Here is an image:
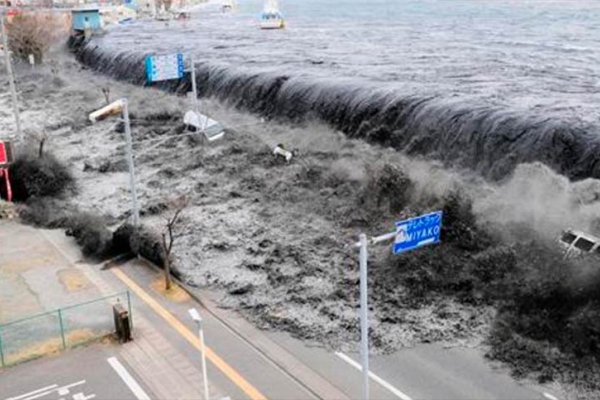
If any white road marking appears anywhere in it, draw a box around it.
[107,357,151,400]
[543,393,559,400]
[5,385,58,400]
[335,352,413,400]
[6,381,87,400]
[72,393,96,400]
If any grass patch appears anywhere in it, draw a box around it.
[150,277,190,303]
[57,268,91,292]
[4,329,98,366]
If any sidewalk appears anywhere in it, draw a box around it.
[19,221,347,400]
[0,220,223,399]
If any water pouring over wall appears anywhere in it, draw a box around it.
[74,42,600,182]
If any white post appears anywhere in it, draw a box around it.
[198,320,210,400]
[190,55,199,113]
[189,55,208,132]
[0,14,22,140]
[359,233,369,400]
[121,99,140,227]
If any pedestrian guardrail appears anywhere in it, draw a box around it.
[0,291,132,367]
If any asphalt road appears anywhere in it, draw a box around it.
[265,331,556,400]
[0,344,153,400]
[122,258,562,400]
[0,223,565,400]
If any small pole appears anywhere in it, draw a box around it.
[58,309,67,349]
[0,325,5,367]
[126,291,133,331]
[359,233,369,400]
[198,319,210,400]
[122,99,140,227]
[0,14,22,140]
[190,56,208,132]
[190,55,199,113]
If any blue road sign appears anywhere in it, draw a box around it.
[145,53,185,83]
[393,211,442,254]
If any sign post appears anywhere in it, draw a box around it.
[358,233,369,400]
[393,211,443,255]
[1,13,22,140]
[88,99,140,226]
[353,211,442,400]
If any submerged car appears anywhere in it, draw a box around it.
[558,229,600,258]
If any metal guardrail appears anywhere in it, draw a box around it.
[0,291,131,367]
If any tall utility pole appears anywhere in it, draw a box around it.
[0,12,22,141]
[188,308,210,400]
[121,99,140,227]
[88,99,140,227]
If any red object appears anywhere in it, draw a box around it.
[0,143,6,165]
[0,168,12,202]
[0,141,14,167]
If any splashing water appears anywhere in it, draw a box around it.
[74,0,600,181]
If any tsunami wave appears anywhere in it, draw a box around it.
[73,41,600,182]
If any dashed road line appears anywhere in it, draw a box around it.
[335,352,413,400]
[543,393,559,400]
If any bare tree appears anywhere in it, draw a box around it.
[101,87,111,105]
[32,129,48,158]
[160,195,188,291]
[6,12,67,64]
[48,59,59,76]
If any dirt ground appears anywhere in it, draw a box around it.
[2,52,600,397]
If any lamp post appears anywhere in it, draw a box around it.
[189,308,209,400]
[89,98,140,226]
[0,11,22,140]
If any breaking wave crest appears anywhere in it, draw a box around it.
[74,42,600,181]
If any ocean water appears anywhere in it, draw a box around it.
[99,0,600,123]
[83,0,600,180]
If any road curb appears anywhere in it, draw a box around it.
[136,256,350,400]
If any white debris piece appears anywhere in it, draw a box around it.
[184,110,225,141]
[273,144,293,162]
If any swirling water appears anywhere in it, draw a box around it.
[79,0,600,179]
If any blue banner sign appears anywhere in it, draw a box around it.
[393,211,442,254]
[145,53,185,83]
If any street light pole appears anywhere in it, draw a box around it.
[198,318,209,400]
[121,99,140,227]
[189,308,209,400]
[88,99,140,227]
[358,233,369,400]
[0,12,22,141]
